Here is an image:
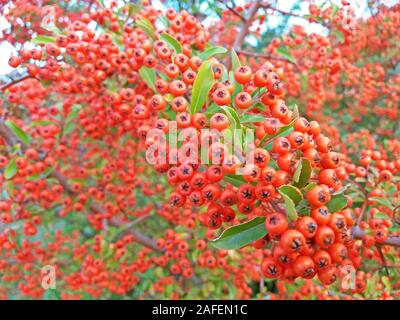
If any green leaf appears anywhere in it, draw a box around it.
[42,166,55,178]
[199,46,227,61]
[293,158,312,188]
[373,212,390,220]
[279,185,303,205]
[190,60,214,114]
[66,105,81,122]
[304,182,317,192]
[139,66,156,91]
[159,33,182,53]
[5,181,14,199]
[276,46,296,64]
[40,80,52,88]
[278,188,298,221]
[26,173,40,181]
[98,0,106,7]
[250,87,265,98]
[164,93,174,102]
[31,120,55,126]
[125,2,143,15]
[304,14,325,24]
[164,107,177,121]
[63,122,75,134]
[240,114,265,123]
[4,157,17,180]
[331,4,340,17]
[136,18,155,40]
[230,71,243,98]
[230,50,243,97]
[206,103,221,114]
[62,105,81,135]
[296,199,310,215]
[31,35,56,44]
[292,104,299,119]
[300,74,308,92]
[332,29,345,44]
[370,197,394,210]
[258,120,295,149]
[220,106,241,129]
[112,34,124,50]
[366,272,380,298]
[5,120,30,145]
[224,174,247,187]
[326,194,347,213]
[381,276,392,291]
[211,217,267,250]
[231,49,241,71]
[158,15,170,27]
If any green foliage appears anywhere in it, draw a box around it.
[5,120,30,145]
[211,217,267,250]
[139,66,156,91]
[276,46,296,64]
[278,185,302,221]
[31,35,56,44]
[293,158,312,188]
[190,60,214,114]
[136,18,155,39]
[4,157,17,180]
[159,33,182,53]
[199,46,227,61]
[258,121,295,149]
[326,194,348,213]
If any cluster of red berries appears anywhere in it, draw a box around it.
[261,206,359,285]
[1,0,399,300]
[140,48,363,286]
[155,229,195,279]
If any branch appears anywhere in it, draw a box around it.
[0,121,160,251]
[270,201,285,214]
[216,0,245,21]
[356,199,368,226]
[0,121,22,146]
[376,245,389,276]
[236,49,294,63]
[352,226,400,248]
[260,2,330,28]
[1,69,37,92]
[233,0,261,52]
[393,205,400,225]
[261,3,304,18]
[1,75,35,92]
[348,179,369,226]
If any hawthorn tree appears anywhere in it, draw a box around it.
[0,0,399,300]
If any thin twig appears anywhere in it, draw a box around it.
[216,0,245,21]
[352,226,400,248]
[236,49,292,63]
[261,2,330,28]
[233,0,261,52]
[1,74,36,92]
[357,200,368,226]
[348,179,369,226]
[376,245,389,276]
